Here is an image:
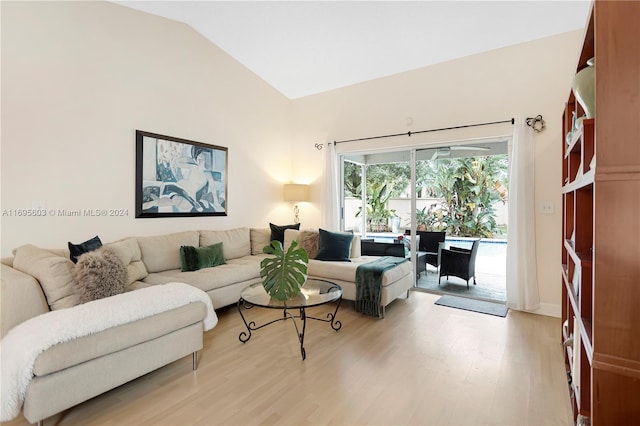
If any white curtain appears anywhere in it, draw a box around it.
[506,116,541,311]
[320,142,340,230]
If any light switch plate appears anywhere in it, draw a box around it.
[540,202,554,214]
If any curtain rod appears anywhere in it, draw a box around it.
[313,115,544,150]
[332,118,514,145]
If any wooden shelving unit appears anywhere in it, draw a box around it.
[560,2,640,424]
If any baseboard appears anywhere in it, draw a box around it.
[508,302,561,318]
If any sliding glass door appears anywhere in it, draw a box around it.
[342,150,413,239]
[340,139,509,301]
[413,141,509,301]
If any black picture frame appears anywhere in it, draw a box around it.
[135,130,228,218]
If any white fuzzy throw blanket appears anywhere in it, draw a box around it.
[0,282,217,421]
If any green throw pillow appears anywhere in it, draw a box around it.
[180,242,225,272]
[315,228,353,262]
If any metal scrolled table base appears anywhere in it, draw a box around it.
[237,296,342,360]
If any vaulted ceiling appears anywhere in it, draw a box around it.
[117,1,592,99]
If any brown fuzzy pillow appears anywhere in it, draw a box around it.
[298,230,320,259]
[73,247,128,303]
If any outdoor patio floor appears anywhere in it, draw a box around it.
[415,240,507,303]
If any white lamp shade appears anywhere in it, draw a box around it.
[283,184,310,202]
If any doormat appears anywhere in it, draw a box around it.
[435,295,508,317]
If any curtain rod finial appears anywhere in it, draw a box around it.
[525,115,546,133]
[314,143,323,150]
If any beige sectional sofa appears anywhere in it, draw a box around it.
[0,227,413,424]
[135,227,413,312]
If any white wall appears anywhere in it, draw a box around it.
[1,1,586,314]
[289,31,585,314]
[1,1,294,257]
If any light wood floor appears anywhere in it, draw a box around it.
[6,291,573,426]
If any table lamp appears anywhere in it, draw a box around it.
[283,184,310,224]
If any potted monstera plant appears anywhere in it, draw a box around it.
[260,240,309,301]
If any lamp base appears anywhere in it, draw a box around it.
[293,204,300,224]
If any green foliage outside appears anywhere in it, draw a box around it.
[343,162,363,198]
[418,156,508,238]
[345,155,508,238]
[347,162,417,232]
[354,181,396,232]
[344,162,434,199]
[260,240,309,301]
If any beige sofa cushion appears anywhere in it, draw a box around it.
[143,254,265,292]
[12,244,80,310]
[33,302,207,376]
[199,227,250,260]
[136,231,199,273]
[103,238,148,287]
[308,256,411,286]
[1,264,50,338]
[283,229,298,251]
[250,228,271,255]
[350,234,362,258]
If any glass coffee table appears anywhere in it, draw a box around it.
[237,279,342,360]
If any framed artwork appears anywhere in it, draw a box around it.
[135,130,228,218]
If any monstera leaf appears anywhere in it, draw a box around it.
[260,240,309,301]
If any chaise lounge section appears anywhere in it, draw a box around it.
[0,263,215,425]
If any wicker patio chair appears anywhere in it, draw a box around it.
[438,239,481,289]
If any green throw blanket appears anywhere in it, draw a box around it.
[355,256,408,317]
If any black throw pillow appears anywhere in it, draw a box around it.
[269,223,300,244]
[68,235,102,264]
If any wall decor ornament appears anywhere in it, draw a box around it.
[135,130,228,218]
[572,58,595,118]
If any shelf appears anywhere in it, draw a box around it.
[566,346,578,402]
[562,268,593,364]
[564,240,593,267]
[563,168,595,193]
[581,318,593,364]
[560,3,640,423]
[567,346,574,371]
[565,127,584,159]
[563,274,579,314]
[561,264,569,282]
[563,117,595,190]
[565,118,596,158]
